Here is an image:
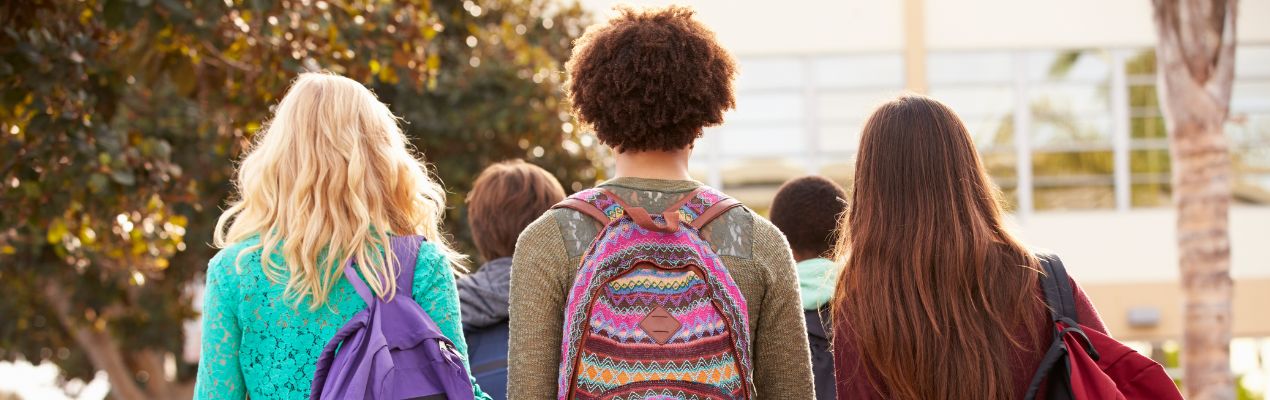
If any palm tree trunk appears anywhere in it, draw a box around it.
[1170,116,1234,400]
[1152,1,1238,399]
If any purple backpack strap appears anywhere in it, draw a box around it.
[341,235,425,304]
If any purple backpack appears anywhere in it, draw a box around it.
[311,235,476,400]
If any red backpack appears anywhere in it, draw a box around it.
[1025,254,1184,400]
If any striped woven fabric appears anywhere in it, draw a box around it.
[556,188,753,400]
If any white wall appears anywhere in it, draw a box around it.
[1010,207,1270,283]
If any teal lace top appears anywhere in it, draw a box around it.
[194,237,490,399]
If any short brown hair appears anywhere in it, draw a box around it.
[769,176,848,260]
[465,160,566,261]
[565,6,737,153]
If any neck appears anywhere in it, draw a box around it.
[793,250,823,263]
[613,148,693,181]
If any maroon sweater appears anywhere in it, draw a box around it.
[833,277,1108,399]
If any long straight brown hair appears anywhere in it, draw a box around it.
[832,95,1044,399]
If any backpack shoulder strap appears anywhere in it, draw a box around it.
[551,186,741,230]
[1036,253,1078,324]
[552,188,625,224]
[389,235,425,296]
[1023,253,1082,400]
[672,186,742,230]
[342,235,426,304]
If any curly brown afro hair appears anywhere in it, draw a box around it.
[565,6,737,153]
[769,176,848,260]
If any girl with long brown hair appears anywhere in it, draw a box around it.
[832,95,1108,399]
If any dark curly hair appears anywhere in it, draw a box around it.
[769,176,848,260]
[565,6,737,153]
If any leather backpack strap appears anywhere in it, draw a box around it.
[552,186,741,232]
[670,186,743,230]
[551,188,624,224]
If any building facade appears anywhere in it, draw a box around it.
[581,0,1270,391]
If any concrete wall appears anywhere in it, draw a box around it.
[1008,207,1270,340]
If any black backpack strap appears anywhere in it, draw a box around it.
[1037,253,1078,324]
[1023,253,1078,400]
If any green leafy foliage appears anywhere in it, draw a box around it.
[0,0,597,396]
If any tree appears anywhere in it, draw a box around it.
[0,0,597,398]
[1152,1,1238,399]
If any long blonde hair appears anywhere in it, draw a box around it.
[215,72,463,308]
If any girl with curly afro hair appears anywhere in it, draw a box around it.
[507,6,816,399]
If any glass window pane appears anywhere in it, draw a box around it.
[818,121,864,153]
[1128,84,1162,118]
[963,114,1012,150]
[1131,115,1168,140]
[735,58,803,91]
[1233,112,1270,201]
[1130,148,1171,175]
[930,86,1015,148]
[1228,113,1270,144]
[981,150,1017,179]
[1032,150,1114,210]
[727,93,801,123]
[1031,116,1113,146]
[814,54,904,89]
[1231,81,1270,112]
[1035,186,1116,210]
[717,125,803,158]
[1027,50,1110,83]
[817,90,899,122]
[1132,183,1172,207]
[1029,84,1111,115]
[1033,150,1114,177]
[1236,46,1270,79]
[928,51,1013,85]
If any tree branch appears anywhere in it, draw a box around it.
[1205,0,1238,108]
[41,280,151,400]
[133,349,172,399]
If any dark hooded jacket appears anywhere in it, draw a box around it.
[458,257,512,400]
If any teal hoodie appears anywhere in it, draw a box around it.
[797,258,839,310]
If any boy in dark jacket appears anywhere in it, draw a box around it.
[769,175,848,400]
[457,160,566,400]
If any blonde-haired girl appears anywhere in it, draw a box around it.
[194,73,489,399]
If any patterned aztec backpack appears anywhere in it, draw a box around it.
[311,235,476,400]
[552,187,756,400]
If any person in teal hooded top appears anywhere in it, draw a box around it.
[769,176,848,400]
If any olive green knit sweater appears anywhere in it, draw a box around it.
[507,177,815,399]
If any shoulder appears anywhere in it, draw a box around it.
[207,237,262,281]
[412,239,457,285]
[415,239,448,269]
[525,208,569,238]
[524,207,586,259]
[204,237,263,302]
[698,205,762,260]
